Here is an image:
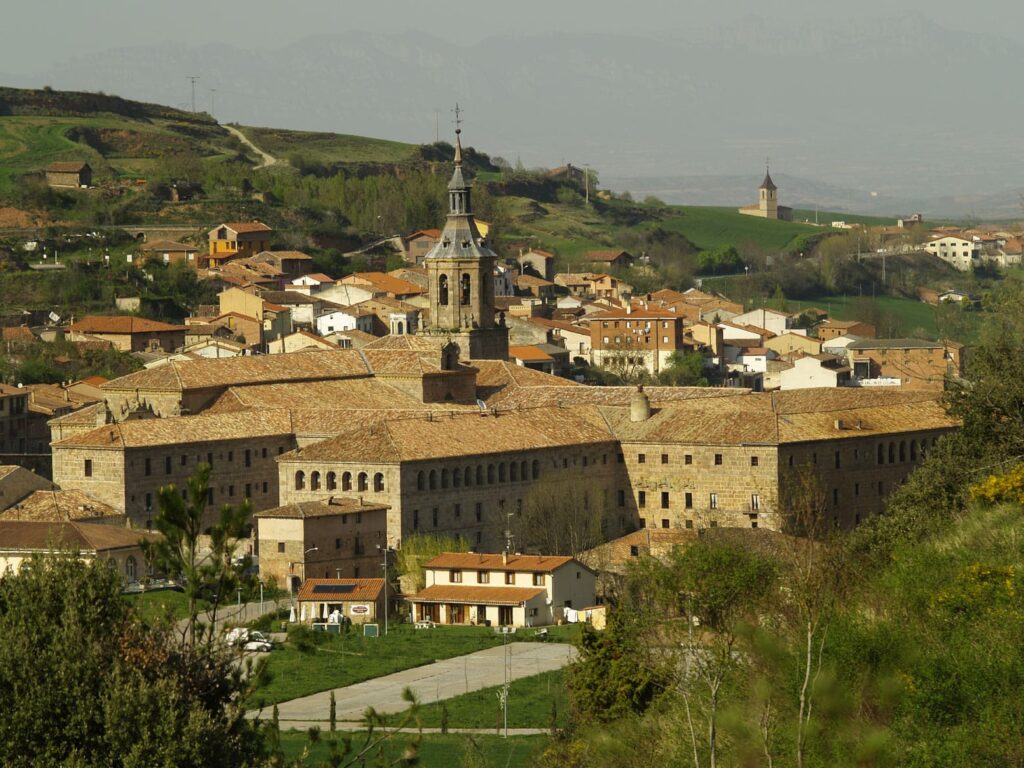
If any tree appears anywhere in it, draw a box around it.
[393,532,469,593]
[510,474,614,558]
[141,463,251,647]
[658,351,708,387]
[0,554,265,767]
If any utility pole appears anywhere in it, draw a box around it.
[187,76,200,113]
[209,88,216,119]
[583,163,591,205]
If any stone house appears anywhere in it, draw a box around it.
[255,497,389,590]
[765,332,822,357]
[0,385,30,461]
[0,465,55,511]
[518,248,555,281]
[407,552,596,627]
[816,319,877,341]
[140,240,199,267]
[68,316,186,353]
[591,308,688,375]
[846,339,964,390]
[45,161,91,188]
[403,229,441,264]
[584,250,634,271]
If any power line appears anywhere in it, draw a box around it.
[186,76,200,113]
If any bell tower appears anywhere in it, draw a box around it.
[422,112,508,361]
[759,161,778,219]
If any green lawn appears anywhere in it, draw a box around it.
[278,730,548,767]
[239,125,417,165]
[249,625,508,707]
[749,293,952,339]
[386,669,569,730]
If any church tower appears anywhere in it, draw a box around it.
[758,164,778,219]
[422,123,509,361]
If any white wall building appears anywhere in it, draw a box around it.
[779,354,852,390]
[924,235,979,271]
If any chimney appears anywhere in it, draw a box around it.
[630,385,651,422]
[625,305,632,315]
[502,550,508,565]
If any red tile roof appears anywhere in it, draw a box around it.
[69,316,187,334]
[424,552,575,573]
[297,578,384,602]
[408,584,546,605]
[508,345,554,363]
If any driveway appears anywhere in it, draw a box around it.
[258,642,577,724]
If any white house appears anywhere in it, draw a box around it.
[407,552,597,628]
[315,283,378,308]
[779,354,851,390]
[315,306,375,336]
[731,308,792,337]
[494,263,516,297]
[821,334,863,356]
[289,273,337,296]
[924,235,979,271]
[735,346,776,374]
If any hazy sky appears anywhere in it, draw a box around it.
[4,0,1024,71]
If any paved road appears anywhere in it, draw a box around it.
[225,124,278,169]
[258,642,577,723]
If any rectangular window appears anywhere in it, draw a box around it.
[450,570,462,583]
[207,488,213,504]
[751,494,760,510]
[84,459,92,477]
[638,453,646,464]
[454,503,461,518]
[432,508,438,527]
[532,573,545,586]
[262,447,268,459]
[750,456,758,467]
[475,502,482,522]
[245,449,252,467]
[277,542,285,553]
[834,451,841,469]
[228,451,234,463]
[638,491,646,508]
[833,488,839,506]
[630,545,639,557]
[145,458,151,476]
[685,519,693,529]
[854,482,860,497]
[661,491,669,509]
[714,454,723,466]
[709,493,718,509]
[685,454,692,465]
[207,452,213,467]
[477,571,490,584]
[661,519,670,529]
[413,510,419,530]
[181,454,187,466]
[228,485,234,497]
[878,481,884,495]
[661,453,669,465]
[685,492,693,509]
[505,572,515,585]
[335,538,341,549]
[617,490,625,507]
[245,483,251,498]
[145,492,152,509]
[617,453,624,463]
[165,456,172,475]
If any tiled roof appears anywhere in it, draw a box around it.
[70,316,187,334]
[279,405,616,464]
[515,274,555,288]
[405,229,441,240]
[2,326,36,342]
[590,307,682,320]
[408,584,546,605]
[297,578,384,602]
[585,250,632,262]
[101,349,373,392]
[528,318,589,336]
[302,273,336,283]
[425,552,575,573]
[508,345,554,362]
[343,272,425,296]
[2,490,120,522]
[255,498,389,519]
[0,520,159,552]
[217,221,273,234]
[53,409,297,449]
[46,161,89,173]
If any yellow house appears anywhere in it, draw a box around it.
[206,221,273,268]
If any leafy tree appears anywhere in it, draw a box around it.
[393,533,469,593]
[657,351,708,386]
[511,474,615,558]
[0,554,265,767]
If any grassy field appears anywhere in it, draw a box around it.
[239,126,417,165]
[659,206,819,252]
[385,669,569,730]
[762,294,942,337]
[789,208,898,228]
[250,625,508,707]
[123,589,194,622]
[278,730,548,767]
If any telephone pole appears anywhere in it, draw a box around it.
[186,76,200,113]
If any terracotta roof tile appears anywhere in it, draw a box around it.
[2,490,120,522]
[425,552,575,572]
[297,578,384,602]
[0,520,159,552]
[508,345,554,362]
[409,584,547,605]
[255,498,389,519]
[70,316,187,334]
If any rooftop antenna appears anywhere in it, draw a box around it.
[452,102,463,135]
[187,76,200,113]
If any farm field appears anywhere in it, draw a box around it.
[658,206,819,253]
[239,125,417,165]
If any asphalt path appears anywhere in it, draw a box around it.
[255,641,577,724]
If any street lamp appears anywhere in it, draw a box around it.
[292,546,319,593]
[376,544,394,635]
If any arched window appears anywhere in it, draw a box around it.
[373,472,385,492]
[476,466,484,485]
[417,471,425,491]
[910,441,918,461]
[499,463,507,482]
[441,469,449,489]
[326,471,337,491]
[520,461,528,481]
[487,464,495,484]
[342,472,352,491]
[460,273,471,305]
[295,470,305,490]
[899,441,906,462]
[453,469,461,488]
[311,471,321,491]
[358,472,368,492]
[125,556,137,581]
[510,462,519,482]
[438,274,449,306]
[532,460,540,479]
[888,442,895,464]
[877,444,884,465]
[464,466,472,486]
[396,321,404,335]
[429,470,437,490]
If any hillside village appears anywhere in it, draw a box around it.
[3,84,1024,767]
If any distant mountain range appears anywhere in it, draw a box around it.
[4,13,1024,218]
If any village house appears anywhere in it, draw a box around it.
[584,250,634,271]
[255,497,389,590]
[816,318,877,341]
[67,316,187,353]
[314,305,376,336]
[924,234,979,271]
[779,354,852,390]
[0,519,158,582]
[205,221,273,268]
[515,274,557,300]
[591,307,688,375]
[45,161,91,188]
[407,552,596,628]
[518,248,556,281]
[0,465,55,511]
[403,229,441,264]
[528,318,592,360]
[508,344,570,377]
[846,338,964,390]
[765,332,822,357]
[267,330,339,355]
[296,578,386,625]
[339,272,425,302]
[289,273,337,295]
[139,240,199,267]
[216,287,293,348]
[731,308,793,337]
[245,251,313,280]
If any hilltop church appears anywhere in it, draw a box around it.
[738,166,793,221]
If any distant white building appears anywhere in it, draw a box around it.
[780,354,852,390]
[924,235,979,271]
[731,308,792,337]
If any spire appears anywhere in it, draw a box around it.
[760,156,777,191]
[454,128,463,166]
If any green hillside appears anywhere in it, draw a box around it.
[660,206,819,252]
[239,125,417,165]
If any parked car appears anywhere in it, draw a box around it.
[224,628,273,652]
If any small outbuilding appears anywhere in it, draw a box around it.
[296,578,386,626]
[45,161,92,188]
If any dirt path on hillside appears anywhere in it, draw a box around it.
[224,125,278,170]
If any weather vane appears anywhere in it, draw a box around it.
[452,103,463,135]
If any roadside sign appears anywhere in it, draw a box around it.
[363,623,379,638]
